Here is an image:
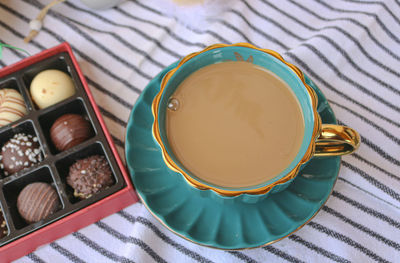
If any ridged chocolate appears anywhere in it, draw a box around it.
[67,155,114,199]
[17,182,60,224]
[0,209,7,239]
[0,89,27,127]
[1,133,42,176]
[50,114,92,152]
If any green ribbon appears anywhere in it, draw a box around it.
[0,43,30,60]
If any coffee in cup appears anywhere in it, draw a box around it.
[166,61,304,188]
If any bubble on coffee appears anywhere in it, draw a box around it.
[167,98,180,111]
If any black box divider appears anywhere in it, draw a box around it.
[0,181,15,235]
[34,94,84,117]
[48,163,73,211]
[15,75,34,113]
[62,54,86,92]
[31,117,51,159]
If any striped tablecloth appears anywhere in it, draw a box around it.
[1,0,399,262]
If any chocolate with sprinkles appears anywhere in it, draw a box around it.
[1,133,42,175]
[67,155,114,199]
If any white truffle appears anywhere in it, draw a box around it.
[30,69,75,109]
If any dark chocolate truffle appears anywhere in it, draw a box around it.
[0,209,7,239]
[1,133,42,176]
[50,114,92,152]
[17,182,60,224]
[67,155,114,199]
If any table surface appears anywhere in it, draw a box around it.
[0,0,399,262]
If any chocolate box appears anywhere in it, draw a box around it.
[0,42,137,262]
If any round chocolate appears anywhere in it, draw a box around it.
[17,182,60,224]
[50,114,92,152]
[30,69,75,109]
[0,209,7,239]
[1,133,42,176]
[0,89,28,127]
[67,155,114,199]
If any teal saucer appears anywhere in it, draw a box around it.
[125,62,341,250]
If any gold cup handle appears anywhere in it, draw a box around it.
[314,124,361,157]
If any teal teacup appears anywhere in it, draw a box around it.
[152,43,360,203]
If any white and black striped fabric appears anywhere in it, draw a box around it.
[0,0,399,262]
